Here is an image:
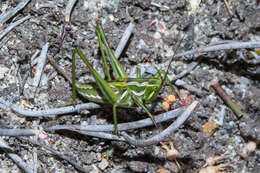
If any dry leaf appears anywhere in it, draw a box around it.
[157,168,170,173]
[202,121,217,136]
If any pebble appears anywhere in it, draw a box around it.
[83,152,97,164]
[89,165,99,173]
[153,31,161,40]
[98,159,109,170]
[240,76,251,85]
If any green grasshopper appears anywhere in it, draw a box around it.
[72,23,179,135]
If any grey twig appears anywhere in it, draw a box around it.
[65,0,77,23]
[121,101,199,147]
[74,130,125,141]
[33,137,38,173]
[0,97,100,117]
[32,43,49,94]
[0,15,30,40]
[45,106,185,132]
[175,41,260,61]
[35,1,57,10]
[0,138,33,173]
[173,61,200,80]
[175,79,203,96]
[19,137,88,173]
[0,129,38,136]
[115,23,135,58]
[0,0,30,23]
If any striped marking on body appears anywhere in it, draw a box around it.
[131,90,145,96]
[117,90,128,103]
[80,92,103,100]
[127,82,149,87]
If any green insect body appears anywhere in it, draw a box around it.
[72,23,178,135]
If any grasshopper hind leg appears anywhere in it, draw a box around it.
[132,95,157,127]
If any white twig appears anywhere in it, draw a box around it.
[45,107,185,132]
[0,129,38,136]
[0,97,100,118]
[32,43,49,94]
[0,0,30,23]
[115,23,135,58]
[173,61,200,80]
[175,79,203,95]
[33,136,38,173]
[0,15,30,40]
[65,0,77,23]
[35,1,57,10]
[175,41,260,60]
[122,101,199,147]
[0,138,33,173]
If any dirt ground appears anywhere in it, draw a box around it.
[0,0,259,172]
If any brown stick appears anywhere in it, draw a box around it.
[212,83,243,117]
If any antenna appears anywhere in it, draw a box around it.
[161,33,185,90]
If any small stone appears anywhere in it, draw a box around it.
[137,39,147,49]
[153,146,160,156]
[0,65,9,80]
[89,165,99,173]
[83,152,97,164]
[98,159,109,170]
[153,32,161,40]
[240,76,251,86]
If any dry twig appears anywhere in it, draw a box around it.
[0,0,30,23]
[175,41,260,61]
[0,15,30,40]
[212,83,243,117]
[32,43,49,94]
[115,23,135,58]
[65,0,77,23]
[121,101,199,147]
[45,106,185,132]
[0,97,100,118]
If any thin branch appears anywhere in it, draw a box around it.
[33,136,38,173]
[0,138,33,173]
[115,23,135,58]
[212,83,243,117]
[173,61,200,80]
[224,0,233,16]
[32,43,49,94]
[0,0,30,23]
[65,0,77,23]
[121,101,199,147]
[35,1,57,10]
[175,79,203,96]
[0,129,38,136]
[48,57,72,85]
[0,97,100,117]
[45,106,185,132]
[0,15,30,40]
[174,41,260,61]
[73,130,125,141]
